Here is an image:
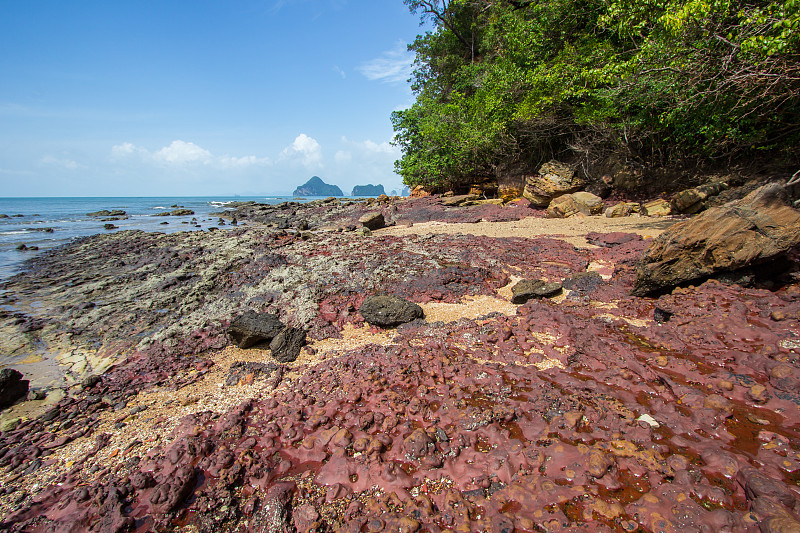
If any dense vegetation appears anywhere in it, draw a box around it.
[392,0,800,190]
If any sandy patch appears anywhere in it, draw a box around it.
[422,295,518,323]
[378,215,675,247]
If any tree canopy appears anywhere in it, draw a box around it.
[392,0,800,190]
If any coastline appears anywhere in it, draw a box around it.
[1,195,798,532]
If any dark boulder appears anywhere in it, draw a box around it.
[511,280,563,304]
[0,368,29,410]
[269,327,307,363]
[358,212,385,230]
[563,271,604,292]
[633,184,800,296]
[227,311,285,349]
[360,295,424,327]
[87,210,126,217]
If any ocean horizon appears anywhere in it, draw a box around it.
[0,195,369,281]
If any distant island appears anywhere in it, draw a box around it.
[293,176,343,197]
[351,184,385,197]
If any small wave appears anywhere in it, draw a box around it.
[0,230,29,236]
[153,206,168,210]
[210,201,233,207]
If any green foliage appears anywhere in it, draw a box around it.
[393,0,800,189]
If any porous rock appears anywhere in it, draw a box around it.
[227,311,285,349]
[360,295,423,327]
[632,184,800,296]
[0,368,29,410]
[523,161,586,207]
[269,327,307,363]
[511,279,563,304]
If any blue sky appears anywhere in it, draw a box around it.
[0,0,425,196]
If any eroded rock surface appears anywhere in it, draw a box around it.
[633,184,800,296]
[0,196,799,532]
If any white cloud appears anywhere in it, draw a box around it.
[358,41,414,84]
[334,150,352,163]
[281,133,323,167]
[40,155,81,170]
[341,137,399,156]
[110,140,270,169]
[333,65,346,79]
[219,155,271,168]
[154,140,212,165]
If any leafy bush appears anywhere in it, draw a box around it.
[393,0,800,190]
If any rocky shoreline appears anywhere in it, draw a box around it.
[1,191,800,531]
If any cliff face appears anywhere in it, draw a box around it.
[293,176,343,197]
[351,184,385,197]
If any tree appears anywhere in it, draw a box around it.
[392,0,800,190]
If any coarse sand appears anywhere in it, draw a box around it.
[377,214,677,247]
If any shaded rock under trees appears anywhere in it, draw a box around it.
[632,183,800,296]
[522,161,586,207]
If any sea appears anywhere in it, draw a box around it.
[0,196,310,282]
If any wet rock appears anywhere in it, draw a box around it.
[510,279,563,304]
[0,368,29,410]
[523,161,586,207]
[633,184,800,296]
[360,295,423,327]
[742,468,797,507]
[269,327,307,363]
[104,223,117,230]
[87,210,126,217]
[404,428,435,458]
[227,311,285,349]
[358,212,385,230]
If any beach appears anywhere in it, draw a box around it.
[1,194,799,532]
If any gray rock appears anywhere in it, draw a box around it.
[227,311,285,349]
[511,280,563,304]
[0,368,29,410]
[563,271,604,292]
[360,295,424,327]
[269,327,307,363]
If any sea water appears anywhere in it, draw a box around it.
[0,196,304,281]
